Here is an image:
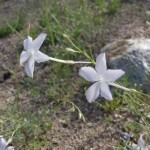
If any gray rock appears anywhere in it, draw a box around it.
[101,39,150,92]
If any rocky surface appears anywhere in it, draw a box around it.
[101,39,150,92]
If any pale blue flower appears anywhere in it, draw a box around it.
[79,53,125,103]
[20,33,50,78]
[0,138,14,150]
[132,135,150,150]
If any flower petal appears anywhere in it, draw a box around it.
[95,53,107,75]
[34,51,50,63]
[0,138,7,150]
[85,82,101,103]
[33,33,47,52]
[137,135,145,147]
[79,67,98,82]
[104,69,125,83]
[6,146,15,150]
[20,51,30,66]
[23,36,32,51]
[25,57,35,78]
[100,82,113,100]
[131,143,138,150]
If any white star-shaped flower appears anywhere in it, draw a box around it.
[132,135,150,150]
[0,138,14,150]
[20,33,50,78]
[79,53,125,103]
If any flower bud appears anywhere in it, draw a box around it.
[66,48,77,53]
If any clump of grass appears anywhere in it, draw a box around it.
[107,0,121,14]
[0,12,26,37]
[38,0,120,50]
[103,115,113,125]
[124,121,142,132]
[97,0,121,14]
[102,97,123,112]
[0,101,52,149]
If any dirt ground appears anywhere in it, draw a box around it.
[0,0,150,150]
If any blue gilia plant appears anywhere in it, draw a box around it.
[20,33,138,101]
[20,33,91,78]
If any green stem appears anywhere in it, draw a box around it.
[48,56,92,64]
[63,34,96,64]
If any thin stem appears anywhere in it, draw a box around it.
[67,100,85,122]
[7,125,21,145]
[63,34,96,64]
[109,82,137,92]
[110,83,150,99]
[133,90,150,98]
[48,56,92,64]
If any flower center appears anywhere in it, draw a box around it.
[98,75,104,83]
[29,50,35,56]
